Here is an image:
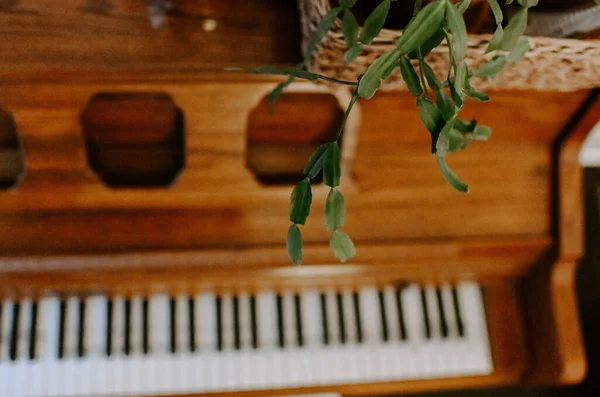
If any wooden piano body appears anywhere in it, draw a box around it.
[0,1,599,396]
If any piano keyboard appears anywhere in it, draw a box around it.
[0,282,492,397]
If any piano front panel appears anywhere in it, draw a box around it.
[0,81,590,256]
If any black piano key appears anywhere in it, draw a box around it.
[420,288,432,339]
[320,293,328,345]
[142,298,149,355]
[188,297,196,353]
[78,299,86,357]
[396,288,408,341]
[169,298,176,354]
[233,295,241,350]
[29,301,38,360]
[106,299,113,356]
[276,294,284,348]
[216,296,223,351]
[294,294,303,347]
[123,299,131,355]
[9,301,19,361]
[436,288,449,338]
[353,292,363,343]
[451,286,465,337]
[58,299,67,359]
[336,293,346,344]
[378,290,389,342]
[250,295,258,349]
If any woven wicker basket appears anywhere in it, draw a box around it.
[299,0,600,92]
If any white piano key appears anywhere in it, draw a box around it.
[130,296,143,355]
[220,293,234,351]
[237,293,252,349]
[358,286,380,344]
[85,296,107,357]
[341,289,357,344]
[457,282,493,373]
[300,289,321,347]
[150,294,170,354]
[175,295,190,354]
[257,291,277,349]
[383,286,401,342]
[196,292,216,351]
[16,299,32,361]
[40,297,60,361]
[440,284,459,339]
[425,285,441,340]
[402,285,424,342]
[325,290,340,345]
[111,296,125,356]
[64,296,80,358]
[0,299,13,361]
[281,291,296,348]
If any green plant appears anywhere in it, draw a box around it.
[251,0,538,264]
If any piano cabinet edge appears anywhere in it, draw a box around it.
[519,93,600,386]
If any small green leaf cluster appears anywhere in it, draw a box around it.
[249,0,536,263]
[286,91,359,264]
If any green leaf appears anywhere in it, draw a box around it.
[435,118,457,158]
[396,0,446,55]
[289,178,312,225]
[595,0,600,5]
[449,81,464,108]
[454,61,468,94]
[465,88,490,101]
[340,0,358,8]
[345,43,363,63]
[423,63,442,91]
[286,224,303,265]
[486,25,504,53]
[436,156,469,192]
[436,90,456,121]
[399,57,423,97]
[252,67,319,81]
[472,124,492,140]
[342,10,359,49]
[325,189,346,231]
[455,118,477,133]
[267,76,294,113]
[473,55,507,78]
[448,128,464,152]
[409,29,445,59]
[507,37,530,63]
[305,7,343,58]
[456,0,471,14]
[445,0,468,60]
[304,142,332,179]
[486,0,503,25]
[330,230,356,262]
[517,0,538,7]
[500,7,528,51]
[417,97,444,134]
[323,141,341,188]
[357,49,401,99]
[360,0,391,45]
[417,97,445,154]
[506,0,515,4]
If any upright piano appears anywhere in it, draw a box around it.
[0,1,599,396]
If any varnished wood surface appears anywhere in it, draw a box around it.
[0,0,302,83]
[0,81,590,256]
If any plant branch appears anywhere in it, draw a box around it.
[417,49,430,98]
[443,27,455,80]
[335,90,359,141]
